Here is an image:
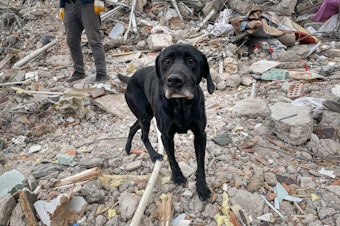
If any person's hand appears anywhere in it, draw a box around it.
[94,0,104,14]
[59,8,64,20]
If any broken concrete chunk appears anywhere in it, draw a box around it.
[33,194,87,226]
[232,98,268,118]
[0,169,26,196]
[249,60,281,74]
[147,33,173,51]
[267,102,313,145]
[92,94,131,119]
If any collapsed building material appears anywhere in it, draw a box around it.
[12,39,57,69]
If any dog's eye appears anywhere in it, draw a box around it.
[188,58,196,65]
[163,58,172,65]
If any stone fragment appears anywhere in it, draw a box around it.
[78,157,104,168]
[299,177,315,189]
[31,164,63,179]
[125,160,142,172]
[178,162,195,178]
[247,173,264,192]
[318,207,336,220]
[0,195,16,226]
[80,180,105,204]
[229,188,265,218]
[0,169,25,196]
[326,185,340,196]
[9,203,27,226]
[211,133,232,146]
[263,172,277,186]
[232,98,267,118]
[267,102,313,145]
[118,192,140,221]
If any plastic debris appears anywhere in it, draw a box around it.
[206,8,234,37]
[260,195,286,221]
[318,168,336,178]
[29,144,42,154]
[274,183,302,209]
[261,68,289,81]
[109,23,125,39]
[222,183,228,192]
[256,213,274,222]
[173,213,190,226]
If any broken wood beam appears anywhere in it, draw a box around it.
[157,194,173,226]
[52,167,103,188]
[12,39,57,69]
[19,191,38,226]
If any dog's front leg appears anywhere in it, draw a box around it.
[161,134,187,185]
[194,131,211,201]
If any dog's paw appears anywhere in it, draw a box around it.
[172,174,187,185]
[197,185,211,201]
[151,153,163,162]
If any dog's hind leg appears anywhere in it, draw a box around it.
[161,134,187,185]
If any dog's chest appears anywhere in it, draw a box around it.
[168,102,196,133]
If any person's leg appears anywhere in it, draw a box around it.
[64,2,86,81]
[80,3,108,81]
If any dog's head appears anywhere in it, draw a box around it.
[155,44,215,99]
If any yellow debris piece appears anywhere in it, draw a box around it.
[107,209,116,219]
[214,192,233,226]
[99,174,148,190]
[311,193,320,201]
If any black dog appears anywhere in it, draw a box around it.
[118,44,215,201]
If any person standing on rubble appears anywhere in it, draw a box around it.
[59,0,109,83]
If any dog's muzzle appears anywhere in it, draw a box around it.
[165,74,194,99]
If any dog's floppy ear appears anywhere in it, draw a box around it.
[155,52,163,83]
[201,53,215,94]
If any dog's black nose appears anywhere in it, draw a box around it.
[167,74,183,87]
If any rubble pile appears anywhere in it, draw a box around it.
[0,0,340,225]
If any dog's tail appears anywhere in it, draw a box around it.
[117,73,130,84]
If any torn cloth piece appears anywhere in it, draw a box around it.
[312,0,340,22]
[231,6,291,37]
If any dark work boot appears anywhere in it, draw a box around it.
[95,73,110,82]
[66,71,86,83]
